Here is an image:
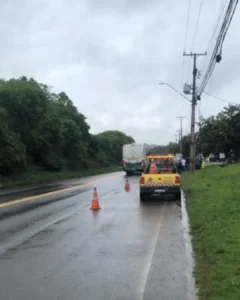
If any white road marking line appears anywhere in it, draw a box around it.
[139,203,166,299]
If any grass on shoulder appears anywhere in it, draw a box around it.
[182,164,240,300]
[0,165,122,189]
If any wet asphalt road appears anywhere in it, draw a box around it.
[0,172,196,300]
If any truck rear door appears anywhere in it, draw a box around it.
[144,164,179,186]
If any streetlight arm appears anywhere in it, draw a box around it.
[158,82,191,102]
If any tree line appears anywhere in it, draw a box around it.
[151,104,240,159]
[0,77,134,176]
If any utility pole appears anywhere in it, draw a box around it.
[183,51,207,174]
[176,116,186,154]
[175,133,178,144]
[176,130,181,151]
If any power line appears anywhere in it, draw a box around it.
[186,0,203,80]
[181,0,191,86]
[203,91,240,105]
[158,82,191,102]
[200,1,235,92]
[205,0,228,51]
[220,0,239,51]
[198,0,239,96]
[199,0,228,73]
[198,5,230,93]
[191,0,203,51]
[184,0,191,51]
[200,0,239,93]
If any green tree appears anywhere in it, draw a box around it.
[96,130,135,164]
[0,76,135,177]
[0,106,26,175]
[197,105,240,157]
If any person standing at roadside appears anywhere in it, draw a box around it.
[181,158,186,171]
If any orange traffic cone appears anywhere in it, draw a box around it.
[125,179,130,192]
[90,187,101,210]
[149,158,157,174]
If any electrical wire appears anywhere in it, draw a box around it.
[199,0,238,93]
[205,0,228,51]
[203,90,240,105]
[198,0,239,96]
[181,0,191,86]
[220,0,239,52]
[198,73,215,124]
[205,71,215,105]
[183,0,191,52]
[199,0,228,75]
[191,0,203,51]
[199,1,234,91]
[186,0,203,81]
[199,5,231,92]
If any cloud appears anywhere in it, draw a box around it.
[0,0,239,145]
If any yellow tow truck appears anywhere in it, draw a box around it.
[139,154,181,201]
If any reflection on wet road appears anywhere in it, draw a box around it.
[0,172,196,300]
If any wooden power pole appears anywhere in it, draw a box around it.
[183,52,207,174]
[176,116,186,154]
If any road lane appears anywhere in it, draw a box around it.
[0,172,122,206]
[0,172,196,300]
[0,172,123,252]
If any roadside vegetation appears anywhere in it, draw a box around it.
[182,164,240,300]
[0,165,122,189]
[151,104,240,159]
[0,77,134,188]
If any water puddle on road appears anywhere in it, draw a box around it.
[181,190,198,300]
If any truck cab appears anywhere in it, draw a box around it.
[122,143,150,175]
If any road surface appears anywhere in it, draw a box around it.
[0,172,196,300]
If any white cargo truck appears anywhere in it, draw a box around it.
[122,143,151,175]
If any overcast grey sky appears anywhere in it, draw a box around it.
[0,0,239,144]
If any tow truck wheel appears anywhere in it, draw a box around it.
[175,192,181,200]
